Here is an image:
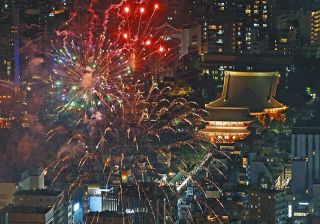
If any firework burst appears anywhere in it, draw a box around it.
[46,0,226,223]
[51,0,172,114]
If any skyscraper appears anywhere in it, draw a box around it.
[0,0,21,83]
[234,0,276,54]
[194,0,276,54]
[291,122,320,196]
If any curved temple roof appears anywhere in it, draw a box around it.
[206,71,287,114]
[204,107,251,122]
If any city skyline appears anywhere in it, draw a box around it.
[1,0,320,224]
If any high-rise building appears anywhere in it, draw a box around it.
[193,0,276,54]
[14,190,62,208]
[291,122,320,196]
[234,0,276,54]
[12,189,73,224]
[246,189,287,224]
[0,182,16,210]
[0,1,20,83]
[299,9,320,45]
[0,0,72,82]
[84,184,173,224]
[2,206,54,224]
[19,167,45,190]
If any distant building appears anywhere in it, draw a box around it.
[84,184,173,224]
[19,167,45,190]
[246,188,287,224]
[290,195,311,223]
[0,82,25,129]
[234,0,276,54]
[290,120,320,222]
[200,53,294,88]
[291,122,320,196]
[85,211,127,224]
[312,184,320,216]
[249,153,288,190]
[156,23,203,59]
[299,8,320,45]
[206,16,234,54]
[291,159,308,195]
[202,188,247,223]
[177,198,194,222]
[0,183,16,209]
[200,71,287,143]
[2,206,54,224]
[3,189,73,224]
[14,189,61,208]
[193,0,276,54]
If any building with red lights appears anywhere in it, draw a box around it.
[200,71,287,143]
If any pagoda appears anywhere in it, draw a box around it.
[200,71,287,143]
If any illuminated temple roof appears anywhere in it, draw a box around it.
[204,107,251,122]
[206,71,287,114]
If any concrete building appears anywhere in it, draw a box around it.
[234,0,276,54]
[299,8,320,45]
[291,121,320,223]
[200,53,294,89]
[312,184,320,216]
[291,159,308,195]
[290,195,311,223]
[246,189,287,224]
[205,7,235,54]
[84,184,172,224]
[156,23,202,59]
[291,122,320,196]
[0,183,16,209]
[85,211,128,224]
[19,167,45,190]
[7,189,72,224]
[193,0,276,54]
[2,206,54,224]
[14,190,61,208]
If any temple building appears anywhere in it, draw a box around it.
[200,71,287,143]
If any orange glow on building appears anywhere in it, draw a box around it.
[200,71,287,143]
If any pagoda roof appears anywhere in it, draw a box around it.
[205,107,251,122]
[200,128,251,135]
[206,71,287,114]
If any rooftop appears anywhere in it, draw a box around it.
[21,167,43,180]
[204,107,251,122]
[4,206,52,214]
[206,71,287,113]
[105,183,174,199]
[202,53,293,66]
[14,189,61,196]
[86,211,126,218]
[292,119,320,134]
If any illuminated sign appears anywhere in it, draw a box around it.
[288,205,292,218]
[298,202,309,206]
[126,209,135,214]
[73,203,80,212]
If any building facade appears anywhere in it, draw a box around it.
[246,189,287,224]
[200,71,286,143]
[291,124,320,196]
